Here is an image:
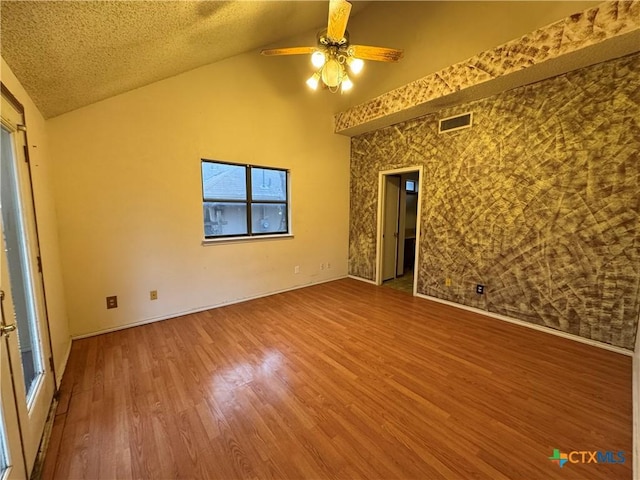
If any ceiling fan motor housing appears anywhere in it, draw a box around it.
[318,29,349,48]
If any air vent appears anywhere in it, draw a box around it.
[438,112,473,133]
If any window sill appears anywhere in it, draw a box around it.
[202,233,294,245]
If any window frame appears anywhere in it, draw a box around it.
[201,159,291,241]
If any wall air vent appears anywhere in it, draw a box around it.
[438,112,473,134]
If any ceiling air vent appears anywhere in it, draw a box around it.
[438,112,473,134]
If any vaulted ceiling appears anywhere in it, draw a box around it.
[3,0,635,126]
[0,1,369,119]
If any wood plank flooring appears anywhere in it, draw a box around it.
[42,278,632,479]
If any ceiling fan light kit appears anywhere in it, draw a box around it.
[311,51,327,68]
[347,57,364,75]
[261,0,403,94]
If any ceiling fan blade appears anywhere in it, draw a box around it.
[327,0,352,41]
[261,46,316,56]
[349,45,404,62]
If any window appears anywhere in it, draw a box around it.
[201,160,289,239]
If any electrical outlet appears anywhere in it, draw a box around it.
[327,262,331,269]
[476,284,484,295]
[445,278,451,287]
[320,263,325,270]
[294,265,300,274]
[106,295,118,309]
[150,290,158,300]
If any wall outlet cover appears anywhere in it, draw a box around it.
[476,284,484,294]
[106,295,118,309]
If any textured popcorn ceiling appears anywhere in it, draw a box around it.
[0,1,367,119]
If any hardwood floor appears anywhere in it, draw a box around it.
[42,278,632,479]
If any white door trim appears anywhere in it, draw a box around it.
[375,166,424,294]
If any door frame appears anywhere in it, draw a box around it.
[1,83,57,475]
[375,166,424,294]
[0,85,56,387]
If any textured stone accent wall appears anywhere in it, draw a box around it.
[336,0,640,134]
[349,53,640,349]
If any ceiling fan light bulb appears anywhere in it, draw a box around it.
[341,75,353,92]
[348,57,364,75]
[306,73,321,90]
[311,51,326,68]
[321,58,343,88]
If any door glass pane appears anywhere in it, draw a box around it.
[251,168,286,201]
[251,203,287,234]
[203,202,247,237]
[1,127,43,400]
[0,408,8,474]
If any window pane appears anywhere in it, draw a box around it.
[202,162,246,200]
[203,202,247,237]
[251,168,286,201]
[251,203,288,234]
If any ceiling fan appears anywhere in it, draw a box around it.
[260,0,403,93]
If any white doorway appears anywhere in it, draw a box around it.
[1,88,56,477]
[376,166,423,294]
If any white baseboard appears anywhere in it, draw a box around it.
[71,275,348,340]
[415,292,632,357]
[633,361,638,480]
[633,332,639,480]
[55,338,72,388]
[348,275,378,285]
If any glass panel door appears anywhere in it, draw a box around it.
[1,92,55,475]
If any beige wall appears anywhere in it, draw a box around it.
[0,58,70,384]
[47,49,351,337]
